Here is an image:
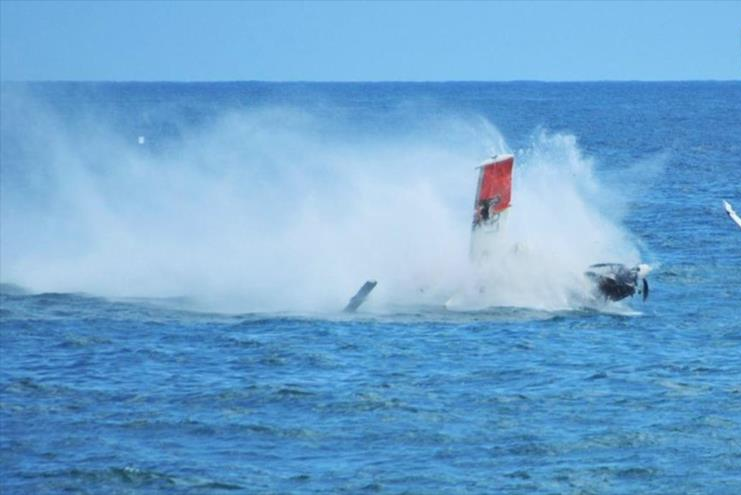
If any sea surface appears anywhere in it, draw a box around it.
[2,81,741,494]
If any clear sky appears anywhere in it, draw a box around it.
[1,0,739,81]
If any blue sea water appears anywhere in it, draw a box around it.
[1,81,741,494]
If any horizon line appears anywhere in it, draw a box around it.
[2,78,740,84]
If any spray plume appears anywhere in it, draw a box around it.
[0,91,645,313]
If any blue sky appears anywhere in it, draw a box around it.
[1,1,739,81]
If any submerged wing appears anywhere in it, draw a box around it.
[344,280,377,312]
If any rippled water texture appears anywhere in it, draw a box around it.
[2,82,741,493]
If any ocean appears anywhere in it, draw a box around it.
[1,81,740,493]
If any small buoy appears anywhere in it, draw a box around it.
[137,136,145,145]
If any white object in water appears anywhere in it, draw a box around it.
[137,136,146,145]
[723,200,741,230]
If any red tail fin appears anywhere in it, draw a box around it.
[473,155,513,228]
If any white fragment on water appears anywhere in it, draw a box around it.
[723,200,741,230]
[138,136,145,145]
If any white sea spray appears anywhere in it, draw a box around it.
[1,90,647,313]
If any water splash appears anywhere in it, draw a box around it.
[1,92,647,313]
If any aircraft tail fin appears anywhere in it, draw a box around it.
[472,154,514,230]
